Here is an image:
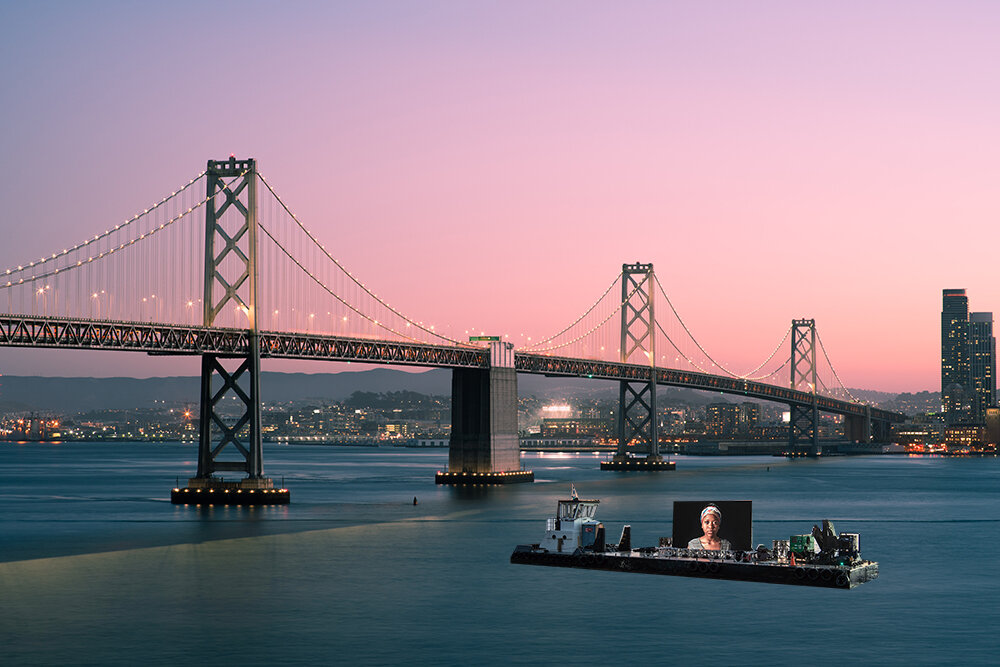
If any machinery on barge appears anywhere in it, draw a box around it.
[510,493,878,589]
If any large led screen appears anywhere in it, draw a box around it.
[673,500,752,551]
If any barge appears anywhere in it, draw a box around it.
[510,494,878,589]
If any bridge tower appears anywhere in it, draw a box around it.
[436,341,534,484]
[602,263,674,471]
[171,157,288,505]
[788,318,819,457]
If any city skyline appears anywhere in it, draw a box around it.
[3,3,1000,392]
[941,288,995,424]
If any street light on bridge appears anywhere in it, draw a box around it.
[91,290,106,319]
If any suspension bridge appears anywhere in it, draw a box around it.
[0,157,903,502]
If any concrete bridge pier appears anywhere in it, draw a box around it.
[844,407,891,445]
[436,342,533,484]
[845,410,871,444]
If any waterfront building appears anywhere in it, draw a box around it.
[892,424,934,450]
[738,402,760,433]
[382,421,410,437]
[706,402,759,438]
[539,417,609,437]
[706,403,739,437]
[985,407,1000,446]
[519,436,608,451]
[750,423,790,441]
[943,424,985,451]
[941,289,972,424]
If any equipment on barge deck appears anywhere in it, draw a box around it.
[510,493,878,589]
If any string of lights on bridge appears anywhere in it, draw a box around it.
[1,171,207,282]
[258,173,471,348]
[0,164,869,405]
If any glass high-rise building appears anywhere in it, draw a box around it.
[941,289,971,423]
[969,311,996,421]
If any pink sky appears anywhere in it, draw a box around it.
[1,2,999,392]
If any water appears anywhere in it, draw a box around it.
[1,443,997,665]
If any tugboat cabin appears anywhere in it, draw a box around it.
[544,498,602,553]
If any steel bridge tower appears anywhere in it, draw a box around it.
[788,318,819,457]
[171,157,288,505]
[602,263,674,471]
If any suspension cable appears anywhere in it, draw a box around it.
[748,356,792,381]
[654,274,792,379]
[525,279,642,353]
[654,274,747,376]
[0,191,212,289]
[1,172,206,279]
[816,331,863,403]
[524,271,622,349]
[257,173,470,347]
[655,318,713,373]
[258,221,455,346]
[737,325,793,379]
[656,314,791,380]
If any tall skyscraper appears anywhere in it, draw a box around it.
[969,311,996,421]
[941,289,971,423]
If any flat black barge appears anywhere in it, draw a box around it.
[510,495,878,589]
[511,545,878,589]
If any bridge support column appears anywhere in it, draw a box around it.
[602,263,674,471]
[871,418,891,443]
[436,342,533,484]
[788,319,819,457]
[844,405,873,444]
[844,413,870,443]
[172,157,287,505]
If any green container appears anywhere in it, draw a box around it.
[789,534,816,554]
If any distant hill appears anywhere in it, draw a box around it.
[843,388,897,405]
[0,369,631,413]
[0,369,453,413]
[0,370,904,414]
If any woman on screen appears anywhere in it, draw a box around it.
[687,504,731,550]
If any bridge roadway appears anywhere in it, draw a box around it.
[0,315,902,423]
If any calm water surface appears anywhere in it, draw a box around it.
[1,443,997,665]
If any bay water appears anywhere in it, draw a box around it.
[1,443,997,665]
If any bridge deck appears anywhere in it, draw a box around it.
[0,316,902,422]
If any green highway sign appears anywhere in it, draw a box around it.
[469,335,501,342]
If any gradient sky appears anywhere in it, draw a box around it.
[1,1,999,392]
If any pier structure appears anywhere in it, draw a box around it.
[436,341,533,484]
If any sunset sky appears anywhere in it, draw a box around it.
[2,2,999,392]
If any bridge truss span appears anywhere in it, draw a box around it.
[259,332,488,368]
[0,315,250,355]
[0,315,489,369]
[514,351,901,423]
[0,313,901,425]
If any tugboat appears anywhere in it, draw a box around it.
[511,492,879,589]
